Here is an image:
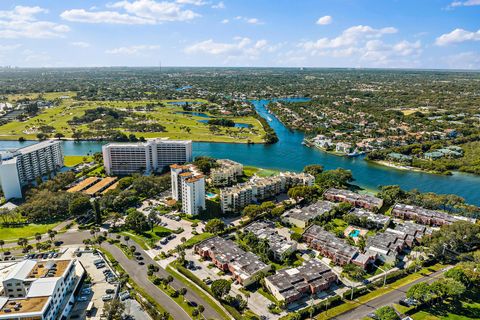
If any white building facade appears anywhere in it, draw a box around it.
[170,164,206,215]
[102,139,192,175]
[0,259,84,320]
[0,140,64,199]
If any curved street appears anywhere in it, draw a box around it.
[4,228,223,320]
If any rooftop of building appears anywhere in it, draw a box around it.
[266,259,336,300]
[303,225,359,260]
[350,208,391,225]
[15,140,61,155]
[83,177,118,195]
[67,177,101,193]
[283,200,336,222]
[0,296,49,316]
[244,221,295,255]
[197,236,268,277]
[103,138,192,148]
[324,188,383,206]
[5,259,72,281]
[392,203,476,224]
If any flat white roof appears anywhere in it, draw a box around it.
[4,260,36,281]
[27,278,59,298]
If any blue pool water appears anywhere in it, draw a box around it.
[349,229,361,238]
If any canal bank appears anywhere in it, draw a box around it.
[1,98,480,205]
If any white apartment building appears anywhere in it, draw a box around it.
[0,259,84,320]
[170,164,206,215]
[209,159,243,187]
[102,139,192,175]
[220,172,314,212]
[0,140,64,199]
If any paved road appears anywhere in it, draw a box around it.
[4,229,222,320]
[102,242,192,320]
[333,266,452,320]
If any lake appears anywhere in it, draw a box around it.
[2,98,480,205]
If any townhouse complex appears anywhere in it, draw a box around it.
[170,164,205,215]
[102,139,192,175]
[0,259,84,320]
[209,159,243,186]
[265,259,337,304]
[243,221,297,261]
[365,222,431,264]
[303,225,375,269]
[282,200,336,228]
[323,188,384,211]
[349,208,391,229]
[0,140,64,199]
[195,236,271,287]
[220,172,314,212]
[392,203,477,226]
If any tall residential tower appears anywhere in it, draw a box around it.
[102,139,192,175]
[0,140,64,199]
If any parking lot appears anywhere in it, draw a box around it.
[67,250,118,319]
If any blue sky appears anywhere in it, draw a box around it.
[0,0,479,68]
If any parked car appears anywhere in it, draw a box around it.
[102,294,113,301]
[105,289,115,294]
[78,296,89,302]
[119,291,130,301]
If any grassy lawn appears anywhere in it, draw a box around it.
[243,166,280,177]
[120,226,173,250]
[316,263,446,320]
[64,155,93,167]
[393,287,480,320]
[0,222,59,241]
[0,96,266,143]
[182,232,213,248]
[166,263,231,320]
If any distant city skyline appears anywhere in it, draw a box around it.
[0,0,479,69]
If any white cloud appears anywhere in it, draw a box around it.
[184,37,277,61]
[61,9,154,24]
[212,2,225,9]
[221,19,229,24]
[292,25,421,67]
[176,0,206,5]
[449,0,480,7]
[436,28,480,45]
[300,25,397,51]
[234,16,264,25]
[0,6,69,39]
[70,41,91,48]
[106,44,160,55]
[316,15,332,25]
[61,0,200,24]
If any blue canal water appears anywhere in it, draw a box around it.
[1,98,480,205]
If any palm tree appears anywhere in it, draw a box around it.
[35,233,42,243]
[197,305,205,320]
[18,238,28,249]
[124,235,130,246]
[0,240,5,252]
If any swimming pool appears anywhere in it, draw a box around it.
[349,229,361,238]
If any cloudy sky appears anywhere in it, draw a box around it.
[0,0,479,69]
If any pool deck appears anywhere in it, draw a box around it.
[344,225,368,243]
